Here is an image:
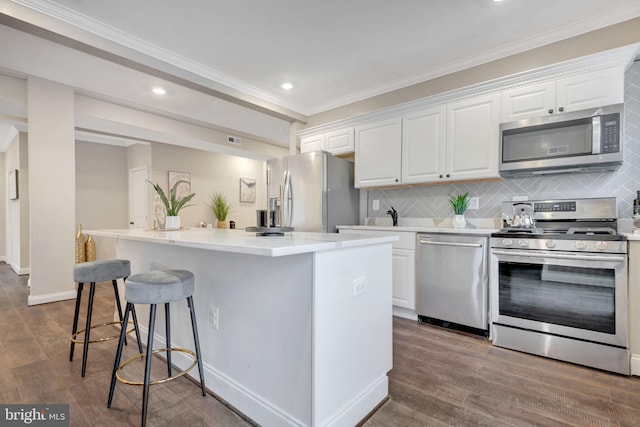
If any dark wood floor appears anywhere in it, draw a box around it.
[2,263,640,426]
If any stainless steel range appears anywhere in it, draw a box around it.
[490,197,629,374]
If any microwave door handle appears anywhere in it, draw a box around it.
[592,116,601,154]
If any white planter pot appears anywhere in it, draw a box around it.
[165,216,181,230]
[452,214,467,229]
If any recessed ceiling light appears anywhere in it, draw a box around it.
[152,87,166,95]
[281,83,293,90]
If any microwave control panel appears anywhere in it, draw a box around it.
[601,113,620,154]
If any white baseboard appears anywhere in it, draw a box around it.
[322,375,388,427]
[27,289,76,306]
[630,354,640,376]
[393,306,417,321]
[10,262,30,275]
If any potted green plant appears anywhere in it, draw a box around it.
[449,192,470,229]
[210,192,232,228]
[148,179,196,229]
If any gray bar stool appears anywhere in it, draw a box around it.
[107,270,206,427]
[71,259,143,377]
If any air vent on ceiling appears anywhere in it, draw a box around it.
[227,136,241,145]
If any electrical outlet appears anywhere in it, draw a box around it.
[468,197,479,210]
[372,200,380,211]
[352,276,366,297]
[209,306,219,330]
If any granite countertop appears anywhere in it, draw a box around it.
[86,228,397,257]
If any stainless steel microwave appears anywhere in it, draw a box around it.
[499,103,623,178]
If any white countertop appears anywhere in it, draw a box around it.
[338,225,500,235]
[86,228,397,257]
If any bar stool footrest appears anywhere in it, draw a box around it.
[115,347,198,386]
[70,321,138,344]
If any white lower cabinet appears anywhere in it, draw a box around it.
[339,228,416,315]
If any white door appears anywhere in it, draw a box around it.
[129,167,148,229]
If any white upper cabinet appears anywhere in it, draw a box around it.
[501,66,625,123]
[402,106,446,184]
[300,133,325,153]
[446,93,500,181]
[300,127,354,155]
[401,94,500,185]
[325,128,354,155]
[355,117,402,188]
[556,67,625,112]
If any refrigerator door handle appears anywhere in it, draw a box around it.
[283,170,293,227]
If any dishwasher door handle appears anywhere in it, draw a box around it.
[419,240,483,248]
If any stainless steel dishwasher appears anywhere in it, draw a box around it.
[416,233,488,335]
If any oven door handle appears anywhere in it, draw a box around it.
[419,240,482,248]
[492,249,626,262]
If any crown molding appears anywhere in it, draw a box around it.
[297,43,640,137]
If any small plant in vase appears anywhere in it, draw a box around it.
[147,179,196,230]
[449,192,470,229]
[210,192,232,228]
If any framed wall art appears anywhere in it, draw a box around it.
[8,169,18,200]
[168,171,191,201]
[239,177,256,203]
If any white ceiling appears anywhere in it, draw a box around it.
[1,0,640,148]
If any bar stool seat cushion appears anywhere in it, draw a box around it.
[125,270,194,305]
[74,259,131,283]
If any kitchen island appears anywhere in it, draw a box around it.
[88,228,395,427]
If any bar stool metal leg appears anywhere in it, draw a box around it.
[112,279,129,347]
[187,296,206,395]
[142,304,157,427]
[165,302,171,377]
[81,282,97,377]
[69,282,84,362]
[107,302,131,408]
[130,304,143,354]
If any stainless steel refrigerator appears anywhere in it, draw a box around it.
[266,151,359,233]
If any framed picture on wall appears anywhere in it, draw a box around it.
[168,171,191,201]
[8,169,18,200]
[240,177,256,203]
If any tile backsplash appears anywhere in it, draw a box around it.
[367,61,640,221]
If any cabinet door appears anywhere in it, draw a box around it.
[355,117,402,188]
[392,248,416,310]
[556,67,625,113]
[446,93,500,181]
[500,81,556,122]
[300,134,325,153]
[325,128,354,155]
[402,106,446,184]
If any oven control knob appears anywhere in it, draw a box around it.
[575,240,587,250]
[502,238,513,247]
[518,239,529,248]
[545,240,556,248]
[596,241,608,251]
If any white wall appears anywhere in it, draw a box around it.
[151,142,267,229]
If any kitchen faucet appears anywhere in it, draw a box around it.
[386,206,398,226]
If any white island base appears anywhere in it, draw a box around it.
[92,229,393,426]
